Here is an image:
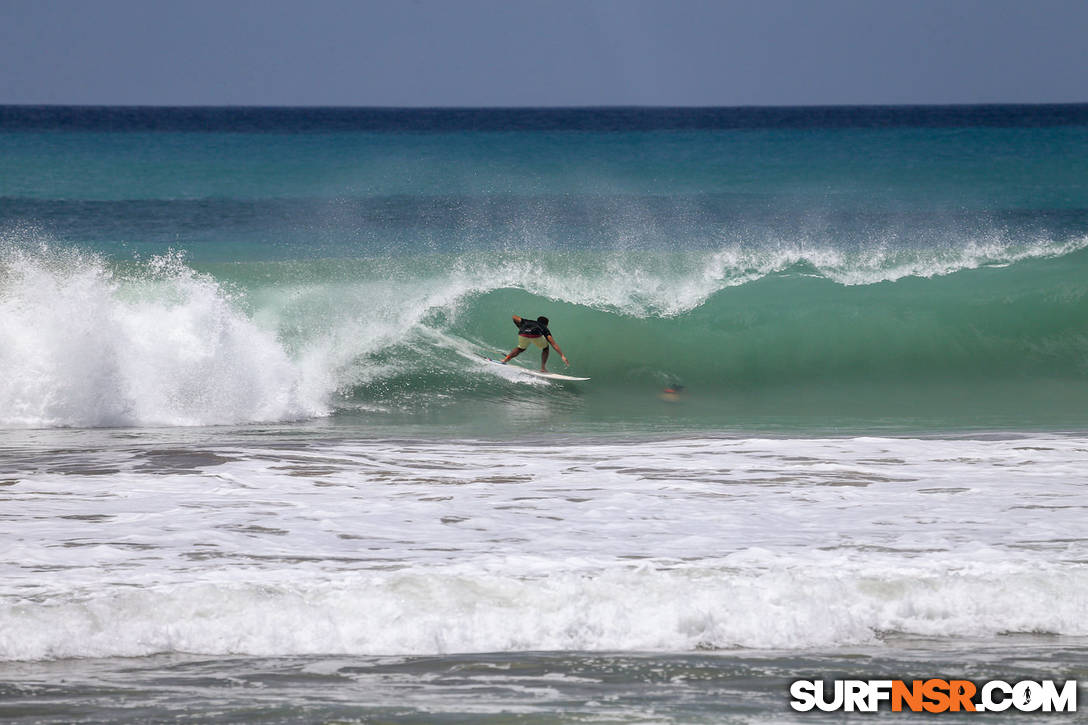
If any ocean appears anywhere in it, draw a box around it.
[1,105,1086,722]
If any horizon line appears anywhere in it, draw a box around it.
[2,101,1087,111]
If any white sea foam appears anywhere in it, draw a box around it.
[0,240,558,427]
[2,435,1087,660]
[1,230,1084,428]
[3,558,1085,660]
[0,243,329,427]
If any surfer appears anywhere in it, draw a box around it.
[500,315,569,372]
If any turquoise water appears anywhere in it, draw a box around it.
[3,107,1088,722]
[2,106,1087,434]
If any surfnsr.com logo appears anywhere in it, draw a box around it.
[790,679,1078,713]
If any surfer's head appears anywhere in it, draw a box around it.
[537,316,549,326]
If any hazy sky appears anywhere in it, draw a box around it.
[1,0,1086,106]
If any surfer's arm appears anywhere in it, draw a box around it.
[512,315,522,326]
[546,335,569,365]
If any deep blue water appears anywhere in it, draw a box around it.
[2,104,1087,433]
[3,105,1088,723]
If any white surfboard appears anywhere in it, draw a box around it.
[482,357,590,381]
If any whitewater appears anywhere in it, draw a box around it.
[3,231,1087,432]
[4,434,1088,660]
[1,105,1087,722]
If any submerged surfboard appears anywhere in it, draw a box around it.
[482,357,590,381]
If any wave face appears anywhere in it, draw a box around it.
[1,230,1087,431]
[2,105,1088,432]
[4,108,1088,721]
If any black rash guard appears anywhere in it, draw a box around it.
[515,318,550,338]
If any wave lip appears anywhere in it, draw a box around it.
[438,232,1088,319]
[3,229,1087,428]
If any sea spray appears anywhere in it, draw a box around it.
[2,105,1088,721]
[0,241,328,427]
[3,231,1088,430]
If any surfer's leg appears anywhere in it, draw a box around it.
[540,347,549,372]
[502,347,523,363]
